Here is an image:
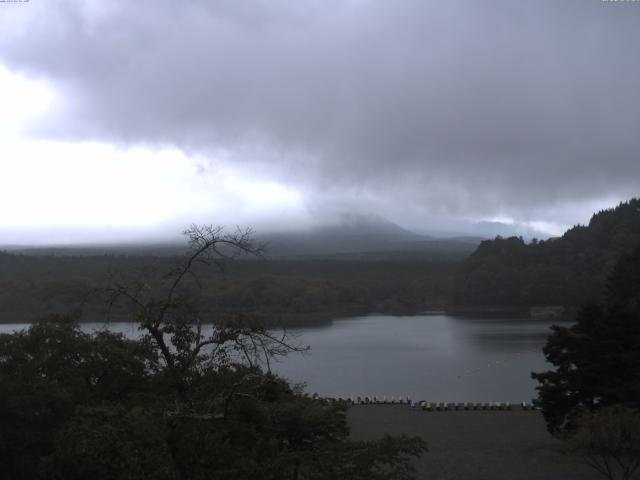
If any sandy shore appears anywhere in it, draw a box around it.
[348,405,602,480]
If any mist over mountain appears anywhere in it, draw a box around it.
[1,211,546,260]
[4,212,480,259]
[0,1,638,249]
[260,213,421,256]
[253,213,484,259]
[422,219,549,241]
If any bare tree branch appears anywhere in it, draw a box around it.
[97,225,303,406]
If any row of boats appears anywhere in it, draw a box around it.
[331,396,538,411]
[413,401,537,411]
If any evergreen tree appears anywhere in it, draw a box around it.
[532,245,640,433]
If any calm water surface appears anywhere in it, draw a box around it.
[0,314,564,402]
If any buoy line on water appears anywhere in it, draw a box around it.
[455,346,543,380]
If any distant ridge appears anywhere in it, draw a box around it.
[258,213,476,259]
[4,213,480,260]
[316,212,422,238]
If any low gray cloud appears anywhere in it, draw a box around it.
[1,0,639,232]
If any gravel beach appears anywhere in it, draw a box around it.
[348,405,603,480]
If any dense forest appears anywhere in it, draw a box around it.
[2,199,639,325]
[453,199,640,311]
[0,253,458,325]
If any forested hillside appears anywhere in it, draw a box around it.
[0,253,456,325]
[453,199,640,309]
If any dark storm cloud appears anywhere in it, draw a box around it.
[1,0,639,226]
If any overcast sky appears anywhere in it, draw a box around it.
[1,0,639,244]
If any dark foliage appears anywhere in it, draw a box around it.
[0,316,160,479]
[454,199,640,308]
[0,254,457,325]
[532,244,640,433]
[0,318,427,479]
[0,226,427,479]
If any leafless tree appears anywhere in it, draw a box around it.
[103,224,306,402]
[564,406,640,480]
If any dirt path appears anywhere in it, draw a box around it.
[348,405,602,480]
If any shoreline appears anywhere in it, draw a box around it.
[0,305,577,326]
[446,305,577,321]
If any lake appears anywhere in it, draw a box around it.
[0,314,564,402]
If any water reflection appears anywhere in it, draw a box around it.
[0,315,571,402]
[274,315,570,402]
